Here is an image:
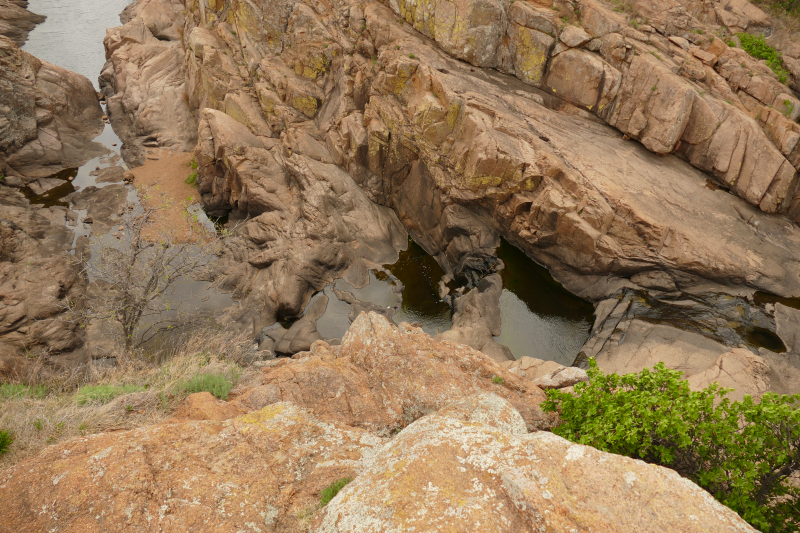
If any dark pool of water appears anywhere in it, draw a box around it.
[494,239,595,365]
[386,238,453,334]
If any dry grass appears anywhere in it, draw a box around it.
[0,329,260,468]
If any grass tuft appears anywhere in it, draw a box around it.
[0,429,13,455]
[77,384,146,405]
[181,372,236,400]
[320,477,352,507]
[0,383,47,399]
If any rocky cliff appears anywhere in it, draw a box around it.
[0,313,758,532]
[99,0,800,342]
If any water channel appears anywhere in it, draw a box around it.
[20,0,598,363]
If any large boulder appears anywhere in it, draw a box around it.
[233,312,557,432]
[0,401,387,532]
[313,393,756,532]
[0,35,106,180]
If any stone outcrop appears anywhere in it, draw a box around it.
[0,367,758,532]
[233,312,558,433]
[0,0,44,45]
[92,0,800,345]
[315,393,756,533]
[99,0,196,166]
[0,186,86,377]
[0,35,107,180]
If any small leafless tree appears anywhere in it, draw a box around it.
[66,190,229,350]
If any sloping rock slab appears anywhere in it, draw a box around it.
[313,393,756,533]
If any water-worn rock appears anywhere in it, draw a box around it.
[233,312,557,433]
[686,348,770,402]
[100,0,196,166]
[0,35,107,180]
[313,393,756,533]
[0,186,85,374]
[100,0,800,315]
[0,0,44,45]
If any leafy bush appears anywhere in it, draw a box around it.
[320,478,352,507]
[181,372,235,400]
[543,360,800,533]
[737,33,791,84]
[76,384,146,405]
[0,383,47,399]
[0,429,13,455]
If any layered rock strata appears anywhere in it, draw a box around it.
[101,0,800,317]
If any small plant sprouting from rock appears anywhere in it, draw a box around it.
[491,375,504,385]
[320,477,352,507]
[783,99,795,117]
[736,32,790,84]
[0,429,14,455]
[409,53,416,59]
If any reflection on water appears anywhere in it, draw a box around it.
[387,238,452,335]
[494,239,594,365]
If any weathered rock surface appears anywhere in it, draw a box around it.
[0,186,85,376]
[314,393,756,533]
[0,35,107,180]
[97,0,800,331]
[0,401,387,532]
[0,0,44,45]
[100,0,196,166]
[436,273,513,362]
[233,312,557,433]
[0,324,759,532]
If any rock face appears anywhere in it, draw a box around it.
[0,186,86,377]
[0,316,759,532]
[97,0,800,313]
[0,0,45,45]
[99,0,196,166]
[314,394,756,533]
[233,312,557,433]
[0,35,107,180]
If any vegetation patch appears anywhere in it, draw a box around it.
[0,429,13,455]
[543,359,800,533]
[320,477,352,507]
[185,172,198,185]
[0,384,47,399]
[77,384,146,405]
[736,33,791,84]
[180,371,237,400]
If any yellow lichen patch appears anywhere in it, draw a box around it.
[512,26,551,86]
[466,175,503,189]
[240,404,285,425]
[291,94,319,118]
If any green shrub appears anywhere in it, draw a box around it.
[76,384,146,405]
[491,375,504,384]
[737,33,791,84]
[0,429,13,455]
[181,372,235,400]
[320,477,352,507]
[0,383,47,399]
[543,360,800,533]
[185,172,198,185]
